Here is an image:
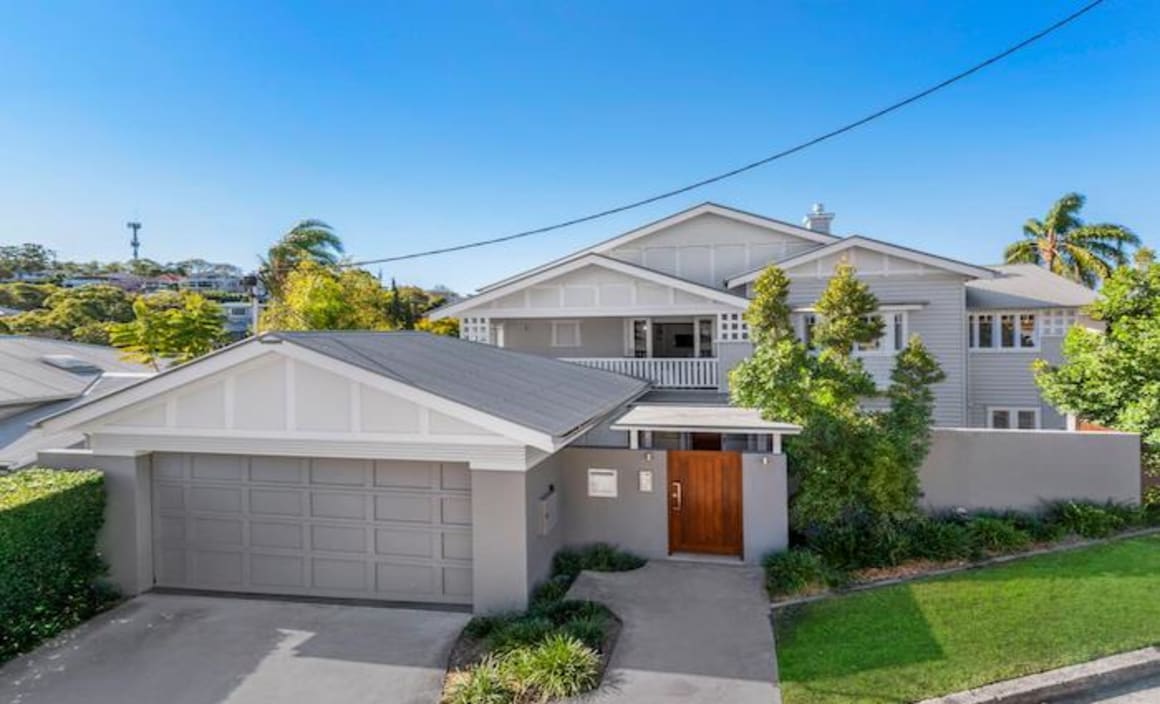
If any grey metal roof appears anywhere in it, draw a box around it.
[0,336,152,407]
[269,332,650,438]
[0,373,150,469]
[965,264,1098,310]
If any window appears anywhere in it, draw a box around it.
[855,313,907,355]
[969,312,1038,350]
[796,313,818,349]
[987,406,1040,429]
[551,320,582,348]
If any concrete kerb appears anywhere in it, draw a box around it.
[916,647,1160,704]
[770,526,1160,611]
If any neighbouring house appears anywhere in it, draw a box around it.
[430,201,1101,431]
[0,336,152,469]
[220,300,258,338]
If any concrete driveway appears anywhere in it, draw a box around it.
[566,560,780,704]
[0,593,469,704]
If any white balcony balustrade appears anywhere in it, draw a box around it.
[560,357,719,389]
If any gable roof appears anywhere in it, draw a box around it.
[0,336,151,408]
[965,264,1098,310]
[476,202,841,294]
[726,235,997,287]
[429,252,750,320]
[39,332,649,443]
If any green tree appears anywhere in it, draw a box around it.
[1034,263,1160,496]
[0,243,55,278]
[4,285,134,343]
[1004,193,1140,288]
[0,282,58,311]
[108,291,226,370]
[259,220,344,298]
[260,260,391,331]
[731,262,945,528]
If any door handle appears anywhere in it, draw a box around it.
[670,480,682,512]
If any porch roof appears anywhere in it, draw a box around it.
[610,404,801,435]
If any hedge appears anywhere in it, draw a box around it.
[0,468,113,662]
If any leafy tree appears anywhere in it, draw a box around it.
[0,243,55,278]
[415,316,459,337]
[260,261,391,331]
[1035,263,1160,495]
[812,262,884,357]
[4,285,134,343]
[1004,192,1139,288]
[0,283,58,311]
[108,291,226,370]
[259,220,344,298]
[732,262,945,528]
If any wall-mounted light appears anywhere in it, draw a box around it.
[761,456,770,465]
[644,452,653,462]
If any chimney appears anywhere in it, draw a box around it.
[802,203,834,234]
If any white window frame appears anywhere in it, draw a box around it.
[969,311,1040,352]
[855,312,908,357]
[694,316,715,358]
[986,406,1041,430]
[551,320,582,348]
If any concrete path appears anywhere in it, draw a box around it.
[566,560,780,704]
[0,593,469,704]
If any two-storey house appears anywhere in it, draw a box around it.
[431,202,1097,443]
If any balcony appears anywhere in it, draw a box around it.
[561,357,719,389]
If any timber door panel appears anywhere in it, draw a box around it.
[667,450,743,556]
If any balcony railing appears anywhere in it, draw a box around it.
[561,357,719,389]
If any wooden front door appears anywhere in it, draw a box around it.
[667,450,743,556]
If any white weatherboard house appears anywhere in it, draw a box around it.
[32,202,1139,615]
[432,202,1101,431]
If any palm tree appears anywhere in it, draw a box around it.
[1004,193,1139,288]
[260,219,345,298]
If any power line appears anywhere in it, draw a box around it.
[342,0,1105,268]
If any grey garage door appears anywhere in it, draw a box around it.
[152,453,473,604]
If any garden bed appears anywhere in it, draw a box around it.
[442,543,643,704]
[764,499,1160,600]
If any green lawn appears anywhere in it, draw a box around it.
[775,535,1160,704]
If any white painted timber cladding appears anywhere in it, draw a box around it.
[100,353,508,445]
[604,212,822,286]
[476,264,739,318]
[787,272,968,426]
[967,334,1067,429]
[152,453,473,604]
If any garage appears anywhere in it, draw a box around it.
[152,453,473,604]
[34,332,650,612]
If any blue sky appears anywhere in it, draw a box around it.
[1,1,1156,292]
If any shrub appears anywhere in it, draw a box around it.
[463,613,522,641]
[534,599,607,626]
[499,634,601,703]
[528,575,571,611]
[1045,500,1129,539]
[551,543,645,582]
[804,512,916,570]
[764,549,829,596]
[487,616,555,653]
[560,615,607,651]
[443,657,512,704]
[967,517,1031,555]
[908,518,973,562]
[0,469,111,662]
